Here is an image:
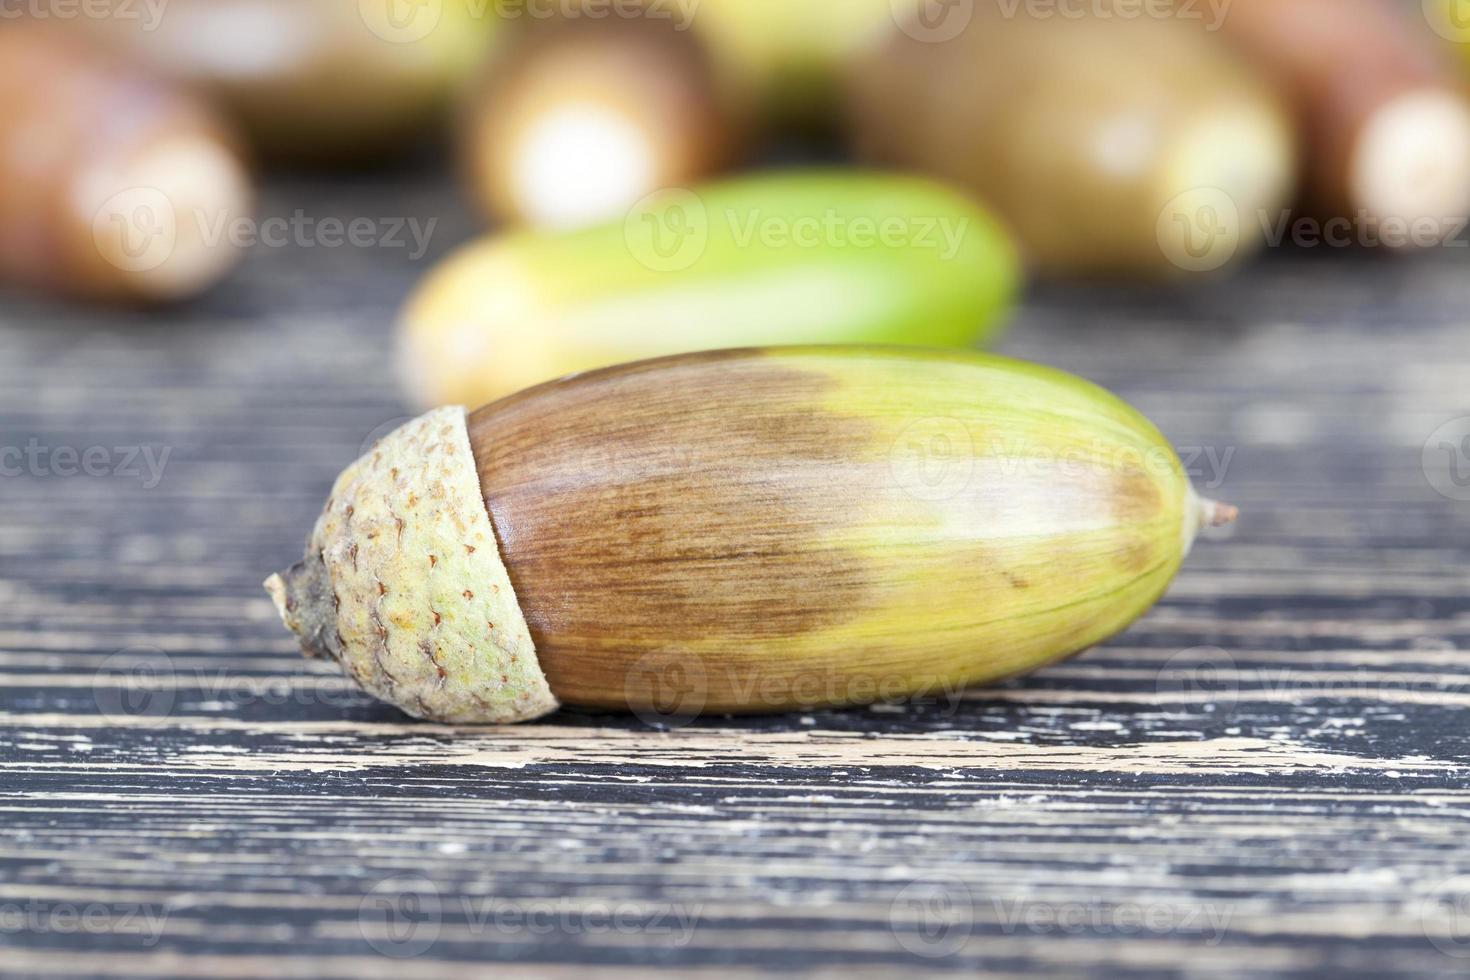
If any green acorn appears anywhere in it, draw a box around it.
[398,170,1019,408]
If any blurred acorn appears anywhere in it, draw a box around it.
[399,170,1019,407]
[58,0,498,165]
[1215,0,1470,247]
[461,0,906,227]
[461,9,742,228]
[847,5,1298,278]
[691,0,906,131]
[0,25,252,303]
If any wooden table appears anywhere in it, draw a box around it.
[2,176,1468,978]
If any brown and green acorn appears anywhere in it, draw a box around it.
[847,3,1297,277]
[266,347,1235,724]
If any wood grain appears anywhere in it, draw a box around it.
[1,176,1469,978]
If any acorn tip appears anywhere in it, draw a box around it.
[1202,499,1239,527]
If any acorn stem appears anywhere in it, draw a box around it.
[263,558,339,663]
[1200,498,1240,528]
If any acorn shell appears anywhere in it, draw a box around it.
[468,347,1217,714]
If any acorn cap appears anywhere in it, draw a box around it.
[264,407,557,724]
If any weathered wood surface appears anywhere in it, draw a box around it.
[1,177,1469,978]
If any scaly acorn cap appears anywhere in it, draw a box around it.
[264,407,557,724]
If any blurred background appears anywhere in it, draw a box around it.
[4,0,1470,975]
[5,0,1470,346]
[5,0,1470,396]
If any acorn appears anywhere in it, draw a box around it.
[265,347,1236,724]
[847,4,1297,277]
[459,0,904,228]
[461,8,742,228]
[1213,0,1470,246]
[59,0,498,165]
[398,170,1019,408]
[0,25,252,303]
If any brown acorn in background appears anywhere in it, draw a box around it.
[1206,0,1470,247]
[0,25,252,303]
[461,9,742,229]
[847,5,1297,278]
[57,0,498,166]
[461,0,907,228]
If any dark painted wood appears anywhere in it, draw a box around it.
[1,175,1469,978]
